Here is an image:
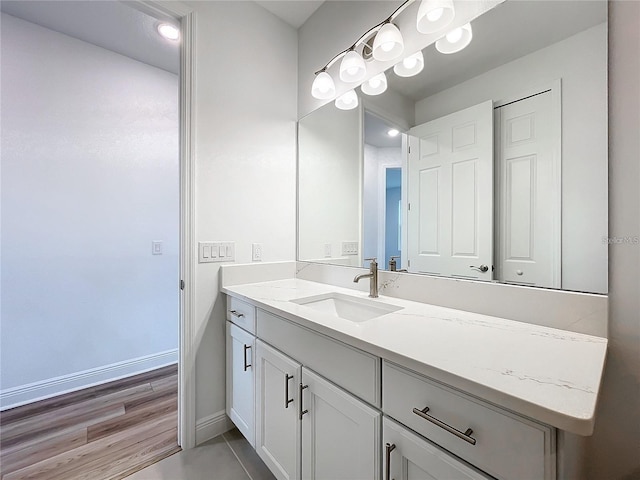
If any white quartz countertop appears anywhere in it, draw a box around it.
[222,278,607,436]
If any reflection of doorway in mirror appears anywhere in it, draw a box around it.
[384,168,402,269]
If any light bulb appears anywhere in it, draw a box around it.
[388,129,400,137]
[311,71,336,99]
[360,73,387,96]
[427,7,443,22]
[436,23,472,54]
[339,50,366,83]
[446,27,463,43]
[403,57,418,69]
[393,51,424,78]
[416,0,455,34]
[335,90,359,110]
[157,23,180,41]
[373,23,404,61]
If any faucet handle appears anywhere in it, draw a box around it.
[364,257,377,264]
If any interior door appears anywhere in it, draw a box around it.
[495,89,559,288]
[255,340,302,480]
[301,368,380,480]
[408,101,493,279]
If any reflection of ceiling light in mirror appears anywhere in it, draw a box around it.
[157,23,180,41]
[393,51,424,77]
[340,50,366,83]
[388,129,400,137]
[373,23,404,61]
[361,72,387,96]
[436,23,472,54]
[335,90,359,110]
[311,71,336,99]
[417,0,455,34]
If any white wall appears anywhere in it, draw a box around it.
[587,2,640,478]
[298,103,361,266]
[0,14,179,402]
[181,1,298,425]
[414,24,608,294]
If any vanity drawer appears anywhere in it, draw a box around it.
[226,296,256,334]
[257,309,380,407]
[383,361,556,480]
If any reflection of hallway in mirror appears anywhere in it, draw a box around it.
[385,168,402,268]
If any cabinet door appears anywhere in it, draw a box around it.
[226,322,255,446]
[301,368,381,480]
[256,340,302,480]
[383,417,491,480]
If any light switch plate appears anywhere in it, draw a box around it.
[152,241,163,255]
[341,241,359,256]
[199,241,235,263]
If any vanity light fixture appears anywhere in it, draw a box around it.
[436,23,473,54]
[340,49,367,83]
[388,128,400,137]
[360,72,388,96]
[157,23,180,41]
[335,90,359,110]
[372,22,404,61]
[393,51,424,77]
[416,0,455,34]
[311,71,337,100]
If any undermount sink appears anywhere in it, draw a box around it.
[291,292,403,322]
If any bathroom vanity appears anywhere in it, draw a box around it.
[222,272,607,480]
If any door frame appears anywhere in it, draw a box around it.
[493,79,562,288]
[377,165,402,269]
[127,0,197,449]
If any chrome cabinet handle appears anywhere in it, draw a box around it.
[284,374,294,409]
[385,443,396,480]
[412,406,476,445]
[243,344,251,371]
[469,264,489,273]
[230,310,245,318]
[299,383,309,419]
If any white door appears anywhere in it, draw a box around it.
[383,417,490,480]
[226,322,255,446]
[255,340,302,480]
[301,368,381,480]
[495,89,560,288]
[408,101,494,279]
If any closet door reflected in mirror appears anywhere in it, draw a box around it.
[297,0,608,294]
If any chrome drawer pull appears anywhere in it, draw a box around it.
[230,310,245,318]
[284,374,294,409]
[385,443,396,480]
[412,406,477,445]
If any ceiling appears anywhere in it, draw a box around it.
[386,0,607,101]
[255,0,324,29]
[0,1,179,74]
[365,112,402,148]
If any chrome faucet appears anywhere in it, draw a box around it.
[354,258,378,298]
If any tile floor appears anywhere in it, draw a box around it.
[127,429,275,480]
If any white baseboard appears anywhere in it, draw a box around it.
[196,410,234,445]
[0,349,179,410]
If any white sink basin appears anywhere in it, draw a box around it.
[291,292,403,322]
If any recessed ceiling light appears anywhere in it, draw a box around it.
[388,129,400,137]
[157,23,180,41]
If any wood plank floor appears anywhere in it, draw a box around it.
[0,365,180,480]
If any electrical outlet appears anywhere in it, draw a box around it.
[324,243,332,257]
[252,243,263,262]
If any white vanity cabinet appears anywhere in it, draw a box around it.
[255,340,302,480]
[301,368,380,480]
[383,417,491,480]
[226,321,255,446]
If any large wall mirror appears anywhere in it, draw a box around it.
[298,0,608,295]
